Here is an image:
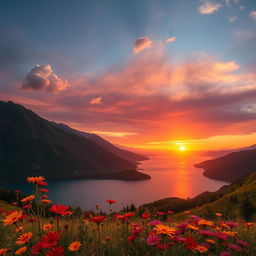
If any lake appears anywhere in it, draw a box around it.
[4,151,228,211]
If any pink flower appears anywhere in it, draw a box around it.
[146,235,160,246]
[220,252,231,256]
[230,244,242,252]
[148,220,163,226]
[236,239,248,247]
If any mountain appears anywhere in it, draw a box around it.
[0,101,150,184]
[195,149,256,182]
[51,122,149,164]
[141,171,256,220]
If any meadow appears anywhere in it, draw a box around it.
[0,176,256,256]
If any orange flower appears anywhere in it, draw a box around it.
[15,226,24,232]
[186,224,199,231]
[21,195,35,203]
[206,239,216,244]
[15,246,27,255]
[16,232,33,245]
[0,248,8,255]
[43,223,53,231]
[27,176,45,184]
[198,219,213,226]
[215,212,222,217]
[68,241,82,251]
[3,211,23,226]
[41,199,52,204]
[196,245,208,253]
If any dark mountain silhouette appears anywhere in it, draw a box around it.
[195,149,256,182]
[51,122,149,164]
[0,101,150,184]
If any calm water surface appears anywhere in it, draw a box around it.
[5,151,228,211]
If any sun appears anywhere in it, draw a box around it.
[179,145,186,151]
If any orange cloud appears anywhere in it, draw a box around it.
[198,1,222,14]
[133,37,153,54]
[166,37,176,43]
[90,96,102,105]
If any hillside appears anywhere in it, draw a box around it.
[51,122,149,164]
[195,149,256,182]
[141,171,256,220]
[0,101,150,184]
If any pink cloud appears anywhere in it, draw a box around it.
[166,37,176,43]
[133,37,153,54]
[198,1,222,15]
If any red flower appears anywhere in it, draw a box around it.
[37,181,48,186]
[106,199,116,204]
[31,242,44,255]
[124,212,136,218]
[50,205,72,216]
[127,234,136,242]
[167,211,174,214]
[14,190,21,193]
[156,211,165,215]
[46,246,64,256]
[91,216,106,224]
[141,213,150,219]
[40,188,49,193]
[156,243,169,250]
[184,237,198,250]
[22,204,31,209]
[40,232,60,248]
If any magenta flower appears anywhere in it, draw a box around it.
[146,235,161,246]
[220,252,231,256]
[148,220,163,226]
[236,239,248,247]
[230,244,242,252]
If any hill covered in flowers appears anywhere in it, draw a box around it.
[1,176,256,255]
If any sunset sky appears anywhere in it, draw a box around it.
[1,0,256,151]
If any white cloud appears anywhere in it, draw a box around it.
[22,64,68,93]
[249,11,256,19]
[228,16,237,22]
[198,1,222,14]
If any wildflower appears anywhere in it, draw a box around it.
[184,237,198,250]
[199,230,215,236]
[226,221,237,228]
[46,246,64,256]
[127,234,136,242]
[246,222,254,228]
[196,245,208,253]
[14,190,20,193]
[220,252,231,256]
[187,224,199,231]
[167,210,174,214]
[12,202,18,205]
[184,210,190,214]
[141,212,150,219]
[40,188,49,193]
[31,242,44,255]
[236,239,248,247]
[148,220,163,226]
[106,199,116,204]
[50,205,72,216]
[16,232,33,245]
[206,239,216,245]
[156,211,165,215]
[40,231,60,248]
[22,204,31,209]
[27,176,45,184]
[91,216,106,224]
[215,212,222,217]
[230,243,242,252]
[0,248,8,255]
[21,195,35,203]
[43,223,53,231]
[156,243,169,250]
[3,211,23,226]
[146,234,161,245]
[198,219,214,227]
[68,241,81,251]
[41,199,52,204]
[124,212,136,218]
[153,224,176,236]
[222,231,237,237]
[15,246,27,255]
[15,226,24,232]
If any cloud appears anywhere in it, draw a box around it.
[166,37,176,43]
[22,64,68,93]
[90,96,102,104]
[198,1,222,14]
[228,16,237,22]
[133,37,153,54]
[249,11,256,19]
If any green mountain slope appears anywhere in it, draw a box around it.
[141,172,256,220]
[0,101,150,183]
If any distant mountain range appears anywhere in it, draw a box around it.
[0,101,150,184]
[195,149,256,183]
